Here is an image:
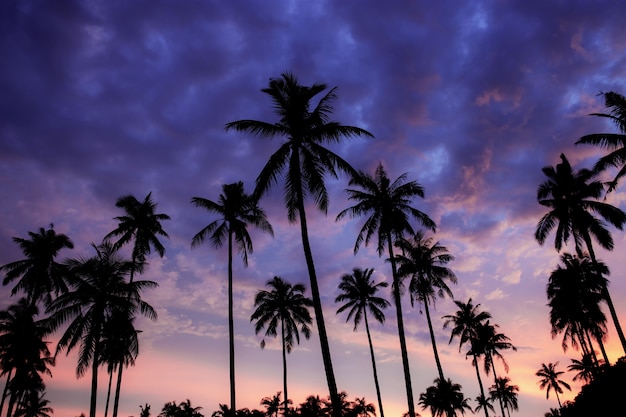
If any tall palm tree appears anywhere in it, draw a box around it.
[488,377,518,417]
[472,395,494,417]
[536,362,571,408]
[336,163,436,417]
[192,181,273,413]
[394,231,456,382]
[535,153,626,353]
[418,377,471,417]
[0,299,53,417]
[335,267,389,417]
[567,353,600,384]
[226,73,373,417]
[46,242,157,417]
[442,299,493,417]
[1,225,74,308]
[251,276,313,417]
[547,253,608,364]
[470,321,516,417]
[105,192,169,417]
[575,91,626,192]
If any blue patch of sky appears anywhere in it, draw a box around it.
[419,144,449,184]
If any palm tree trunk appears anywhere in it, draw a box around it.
[555,389,562,409]
[584,236,626,354]
[0,369,12,417]
[281,319,288,417]
[423,298,445,381]
[472,354,489,417]
[104,368,114,417]
[228,231,236,415]
[112,362,124,417]
[489,356,507,417]
[364,312,385,417]
[90,339,101,417]
[387,236,416,417]
[296,195,340,417]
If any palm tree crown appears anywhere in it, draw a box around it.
[536,362,571,408]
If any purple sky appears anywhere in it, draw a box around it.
[2,1,626,416]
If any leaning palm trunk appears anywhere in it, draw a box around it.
[90,329,102,417]
[112,362,124,417]
[281,319,289,417]
[364,311,385,417]
[0,369,12,417]
[488,355,507,417]
[471,354,489,417]
[227,232,236,414]
[583,235,626,354]
[423,297,445,381]
[104,368,114,417]
[296,196,340,417]
[387,235,417,417]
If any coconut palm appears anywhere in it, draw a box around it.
[192,182,273,413]
[535,153,626,353]
[14,390,53,417]
[260,392,282,417]
[335,268,389,417]
[567,353,600,384]
[470,321,516,417]
[547,253,609,365]
[46,242,157,417]
[336,163,435,417]
[297,396,325,417]
[226,73,372,417]
[472,395,494,417]
[394,231,456,381]
[1,224,74,308]
[159,400,204,417]
[350,397,376,417]
[536,362,571,408]
[575,91,626,192]
[251,276,313,417]
[442,298,492,417]
[418,377,471,417]
[0,299,53,417]
[488,377,518,417]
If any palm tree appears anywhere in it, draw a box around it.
[567,353,601,384]
[14,390,53,417]
[394,231,456,381]
[0,299,53,417]
[159,400,204,417]
[192,182,273,413]
[350,397,376,417]
[226,73,373,417]
[1,224,74,308]
[46,242,157,417]
[105,192,169,417]
[251,276,313,417]
[442,299,492,417]
[336,162,436,417]
[488,377,518,417]
[472,395,494,417]
[536,362,571,408]
[535,153,626,353]
[260,392,282,417]
[470,321,516,417]
[547,253,609,364]
[418,378,471,417]
[335,267,389,417]
[297,395,325,417]
[575,91,626,192]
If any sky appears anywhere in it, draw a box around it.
[2,1,626,416]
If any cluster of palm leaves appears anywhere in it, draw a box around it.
[533,91,626,414]
[0,193,169,417]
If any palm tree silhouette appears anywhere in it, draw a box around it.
[535,153,626,353]
[567,353,602,384]
[418,377,471,417]
[351,397,376,417]
[536,362,571,408]
[251,276,313,417]
[488,377,518,417]
[547,253,609,365]
[1,224,74,308]
[335,267,389,417]
[0,299,53,417]
[260,392,282,417]
[576,91,626,192]
[46,242,157,417]
[395,231,456,382]
[105,192,169,417]
[336,162,435,417]
[226,73,372,417]
[443,298,493,417]
[470,320,516,417]
[14,390,54,417]
[472,395,494,417]
[192,181,273,413]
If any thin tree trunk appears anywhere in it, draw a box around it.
[584,236,626,354]
[90,339,101,417]
[472,354,489,417]
[281,319,288,417]
[555,389,562,409]
[104,368,114,417]
[387,236,416,417]
[423,298,445,381]
[296,196,340,417]
[364,312,385,417]
[228,230,236,415]
[112,362,124,417]
[0,369,12,417]
[489,356,507,417]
